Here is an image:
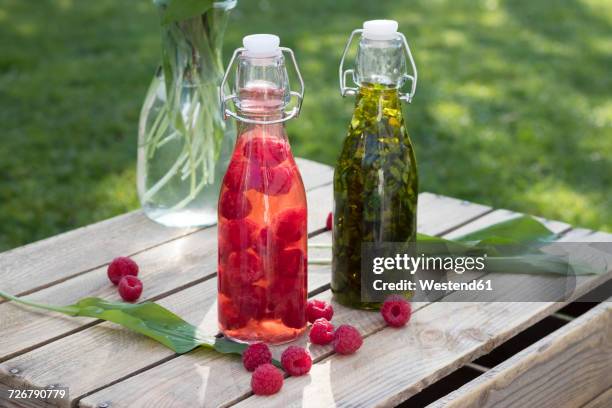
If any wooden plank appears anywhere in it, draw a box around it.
[0,183,334,362]
[0,158,333,298]
[0,211,195,296]
[582,388,612,408]
[428,300,612,408]
[231,230,611,408]
[417,193,491,236]
[77,196,493,408]
[558,228,612,242]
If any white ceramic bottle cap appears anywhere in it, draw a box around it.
[362,20,399,40]
[242,34,281,57]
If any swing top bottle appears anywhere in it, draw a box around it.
[332,20,419,309]
[217,34,308,344]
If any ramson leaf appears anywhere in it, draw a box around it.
[0,291,248,357]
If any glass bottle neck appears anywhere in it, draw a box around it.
[234,54,290,121]
[355,37,406,89]
[236,85,287,120]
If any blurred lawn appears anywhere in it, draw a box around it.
[0,0,610,251]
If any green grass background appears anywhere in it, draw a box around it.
[0,0,610,251]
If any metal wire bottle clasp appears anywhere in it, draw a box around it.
[219,47,305,125]
[338,29,418,103]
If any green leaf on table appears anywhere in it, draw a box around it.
[70,297,211,353]
[417,215,606,275]
[154,0,215,25]
[416,233,476,255]
[418,216,557,255]
[213,336,248,355]
[0,291,249,358]
[454,215,556,246]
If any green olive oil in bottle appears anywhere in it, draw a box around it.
[332,20,419,309]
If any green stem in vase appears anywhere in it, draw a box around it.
[141,2,233,210]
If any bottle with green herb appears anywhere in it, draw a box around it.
[332,20,419,309]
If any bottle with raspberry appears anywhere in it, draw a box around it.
[217,34,308,344]
[333,20,419,309]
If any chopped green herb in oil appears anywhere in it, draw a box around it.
[332,83,418,309]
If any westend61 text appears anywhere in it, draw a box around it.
[373,279,493,292]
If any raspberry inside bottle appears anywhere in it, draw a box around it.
[218,34,308,344]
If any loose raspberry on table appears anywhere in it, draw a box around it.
[333,325,363,355]
[251,363,284,395]
[306,299,333,323]
[274,247,305,277]
[243,136,289,168]
[118,275,143,302]
[309,318,334,345]
[107,257,139,285]
[219,219,258,252]
[219,189,252,220]
[242,343,272,372]
[274,207,307,244]
[381,295,412,327]
[326,212,332,231]
[281,346,312,376]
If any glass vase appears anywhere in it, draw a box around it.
[137,1,237,227]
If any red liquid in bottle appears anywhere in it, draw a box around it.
[218,86,308,344]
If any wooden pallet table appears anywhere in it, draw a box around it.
[0,158,610,408]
